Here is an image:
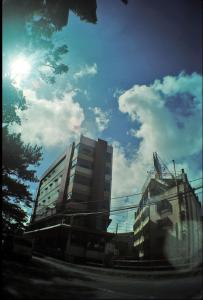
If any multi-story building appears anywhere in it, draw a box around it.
[30,135,113,232]
[133,154,202,265]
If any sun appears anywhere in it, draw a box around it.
[10,56,31,83]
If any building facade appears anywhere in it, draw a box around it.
[30,135,113,232]
[133,168,202,265]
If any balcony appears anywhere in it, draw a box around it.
[65,201,87,211]
[157,199,173,215]
[180,210,186,221]
[157,217,173,229]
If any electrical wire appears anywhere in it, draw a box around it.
[35,177,203,215]
[58,186,202,218]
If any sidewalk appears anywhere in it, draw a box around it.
[39,255,202,279]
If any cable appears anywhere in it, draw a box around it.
[57,186,202,218]
[36,177,203,213]
[35,176,203,216]
[189,177,203,183]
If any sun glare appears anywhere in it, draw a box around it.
[10,56,31,84]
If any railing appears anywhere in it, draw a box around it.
[141,171,183,193]
[157,217,173,228]
[157,200,173,215]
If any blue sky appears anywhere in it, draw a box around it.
[10,0,202,232]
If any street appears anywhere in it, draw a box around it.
[2,255,202,299]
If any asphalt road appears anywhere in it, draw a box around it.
[2,255,203,299]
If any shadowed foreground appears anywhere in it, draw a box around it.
[2,255,203,299]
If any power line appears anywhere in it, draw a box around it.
[189,177,203,183]
[35,177,203,215]
[58,186,202,218]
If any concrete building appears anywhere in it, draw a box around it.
[113,232,135,257]
[30,135,113,232]
[133,154,202,265]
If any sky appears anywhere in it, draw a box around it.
[9,0,202,232]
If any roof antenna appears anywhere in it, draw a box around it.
[153,152,162,179]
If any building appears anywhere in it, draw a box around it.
[113,232,135,257]
[26,135,114,262]
[133,153,202,265]
[30,135,113,231]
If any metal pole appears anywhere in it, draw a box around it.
[173,160,184,260]
[65,216,74,261]
[116,223,118,235]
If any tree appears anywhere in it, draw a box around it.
[3,0,127,83]
[2,79,43,234]
[3,0,97,84]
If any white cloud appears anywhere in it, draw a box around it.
[109,72,202,232]
[119,72,202,163]
[73,63,98,80]
[113,88,125,99]
[10,89,85,148]
[89,106,110,132]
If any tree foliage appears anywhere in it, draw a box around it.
[2,79,42,234]
[3,0,97,83]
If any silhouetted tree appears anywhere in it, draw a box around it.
[2,79,42,234]
[3,0,97,83]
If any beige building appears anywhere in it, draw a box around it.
[133,166,202,265]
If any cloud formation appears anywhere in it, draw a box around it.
[11,89,85,148]
[109,72,202,232]
[119,72,202,163]
[90,106,110,132]
[73,63,98,80]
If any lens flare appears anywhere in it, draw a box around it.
[10,56,31,84]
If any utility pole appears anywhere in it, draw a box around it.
[116,223,118,235]
[173,160,184,261]
[65,215,74,261]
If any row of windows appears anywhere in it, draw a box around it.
[73,144,112,169]
[38,190,59,204]
[40,175,62,195]
[71,157,93,170]
[41,159,65,186]
[71,174,92,186]
[36,204,56,216]
[67,191,90,202]
[106,152,112,163]
[104,181,111,192]
[69,171,111,193]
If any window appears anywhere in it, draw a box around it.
[80,145,94,156]
[157,217,173,228]
[71,158,77,169]
[77,158,93,169]
[157,199,172,215]
[71,192,89,201]
[106,166,111,175]
[67,192,72,200]
[104,181,111,192]
[175,223,179,240]
[180,211,186,221]
[74,174,92,186]
[69,174,75,184]
[106,152,112,163]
